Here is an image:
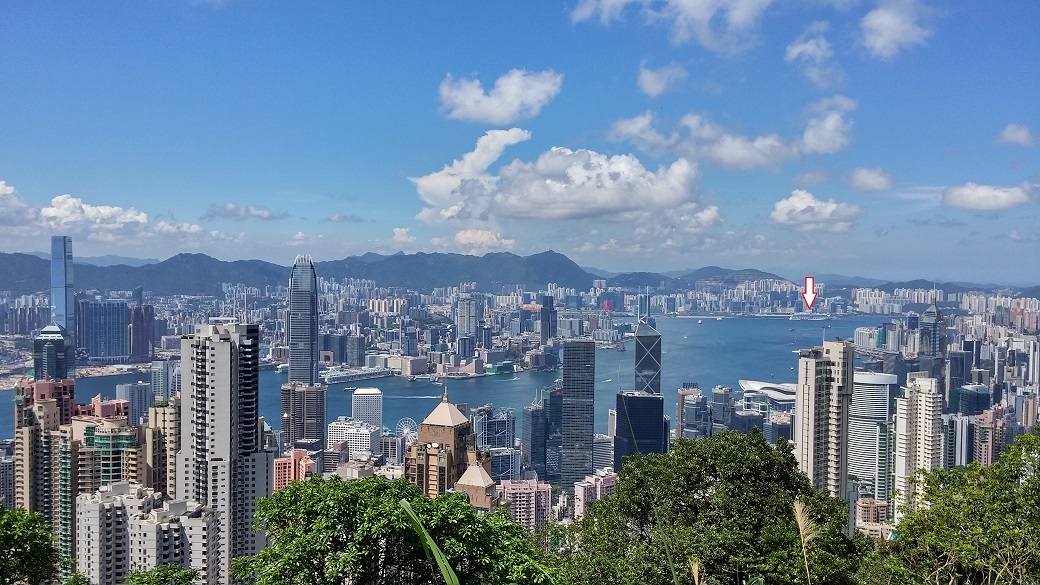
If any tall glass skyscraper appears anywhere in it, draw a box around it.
[561,339,595,487]
[50,235,75,377]
[287,255,318,385]
[614,390,666,472]
[634,321,662,394]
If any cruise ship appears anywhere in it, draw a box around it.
[320,366,393,384]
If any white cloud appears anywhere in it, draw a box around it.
[611,95,856,169]
[326,213,367,223]
[202,203,287,221]
[410,128,531,222]
[637,61,687,97]
[793,170,828,186]
[996,124,1034,146]
[392,227,416,244]
[40,194,149,240]
[860,0,932,60]
[451,229,516,254]
[769,189,862,232]
[941,182,1033,210]
[785,22,844,89]
[154,221,205,235]
[0,181,39,225]
[439,69,563,124]
[572,0,774,54]
[850,167,894,191]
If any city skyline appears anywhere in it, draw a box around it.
[0,3,1037,283]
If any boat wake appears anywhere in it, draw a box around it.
[387,395,442,399]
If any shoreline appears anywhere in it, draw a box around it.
[0,366,151,391]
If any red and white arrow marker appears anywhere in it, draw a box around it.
[801,276,817,310]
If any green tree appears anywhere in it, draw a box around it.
[0,506,58,585]
[124,564,200,585]
[864,432,1040,585]
[63,574,95,585]
[558,430,865,585]
[231,475,555,585]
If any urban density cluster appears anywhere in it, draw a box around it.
[1,236,1039,584]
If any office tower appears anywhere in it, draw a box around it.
[561,340,595,487]
[456,334,476,358]
[849,372,897,502]
[953,384,991,415]
[892,376,942,520]
[634,321,662,394]
[325,417,380,460]
[402,325,419,356]
[545,386,563,483]
[489,447,522,481]
[499,479,552,532]
[574,469,618,520]
[350,387,383,430]
[404,392,476,497]
[281,382,328,450]
[521,402,547,478]
[33,324,72,381]
[116,381,154,426]
[592,433,613,470]
[176,323,273,585]
[456,293,482,336]
[0,455,14,509]
[273,449,316,491]
[731,410,764,434]
[346,334,367,367]
[636,293,650,322]
[142,398,179,498]
[794,340,854,500]
[539,295,557,345]
[150,360,175,402]
[945,350,970,404]
[710,386,733,433]
[287,256,319,385]
[76,482,218,585]
[918,303,945,358]
[613,391,666,472]
[676,384,711,439]
[129,304,155,359]
[86,300,131,359]
[75,297,91,352]
[51,235,76,378]
[471,404,515,449]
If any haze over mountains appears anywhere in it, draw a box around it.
[0,250,1035,297]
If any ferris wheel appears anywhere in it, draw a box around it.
[396,417,418,445]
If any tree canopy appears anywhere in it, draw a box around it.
[0,506,58,585]
[231,475,555,585]
[124,564,200,585]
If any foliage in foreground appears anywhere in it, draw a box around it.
[231,475,555,585]
[124,564,200,585]
[860,432,1040,585]
[0,506,58,585]
[555,430,867,585]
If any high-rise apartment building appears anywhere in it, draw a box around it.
[13,378,76,531]
[142,398,180,498]
[351,387,383,430]
[287,256,319,385]
[175,322,273,585]
[85,300,131,360]
[456,293,483,337]
[51,235,76,378]
[574,469,618,520]
[561,340,595,487]
[499,479,552,532]
[0,455,14,510]
[892,375,942,521]
[273,449,316,491]
[634,321,662,395]
[794,340,854,501]
[116,381,154,426]
[150,360,175,402]
[280,382,328,451]
[849,372,897,501]
[33,324,72,381]
[76,482,218,585]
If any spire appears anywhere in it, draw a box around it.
[442,385,449,402]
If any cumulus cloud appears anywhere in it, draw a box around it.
[40,195,149,241]
[451,229,516,254]
[940,182,1034,210]
[611,95,856,169]
[850,167,894,191]
[860,0,933,60]
[996,124,1034,146]
[326,213,368,223]
[785,22,844,89]
[0,181,39,225]
[410,128,531,221]
[572,0,774,54]
[439,69,563,124]
[392,227,416,244]
[793,170,828,186]
[637,61,687,97]
[202,203,288,221]
[769,189,862,232]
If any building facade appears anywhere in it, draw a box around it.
[287,256,319,385]
[561,340,595,487]
[892,375,942,520]
[794,340,854,501]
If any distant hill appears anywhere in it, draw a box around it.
[815,273,888,287]
[27,251,160,267]
[607,272,674,289]
[875,279,985,294]
[581,266,618,279]
[681,266,789,285]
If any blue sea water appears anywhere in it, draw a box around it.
[0,315,884,441]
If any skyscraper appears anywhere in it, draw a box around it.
[150,360,175,402]
[351,387,383,430]
[676,383,711,439]
[613,391,666,472]
[561,340,595,487]
[129,304,155,359]
[456,293,482,337]
[176,322,273,585]
[50,235,75,377]
[918,303,946,358]
[404,392,477,497]
[634,321,662,394]
[794,340,854,501]
[116,381,154,426]
[287,256,319,385]
[521,402,547,479]
[848,372,897,502]
[280,383,328,451]
[85,300,131,360]
[892,375,942,520]
[33,324,72,381]
[470,404,515,449]
[539,295,557,346]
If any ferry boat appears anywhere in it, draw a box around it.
[320,367,393,384]
[275,363,289,373]
[789,313,831,321]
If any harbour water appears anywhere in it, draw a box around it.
[0,314,882,441]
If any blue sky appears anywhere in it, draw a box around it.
[0,1,1037,283]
